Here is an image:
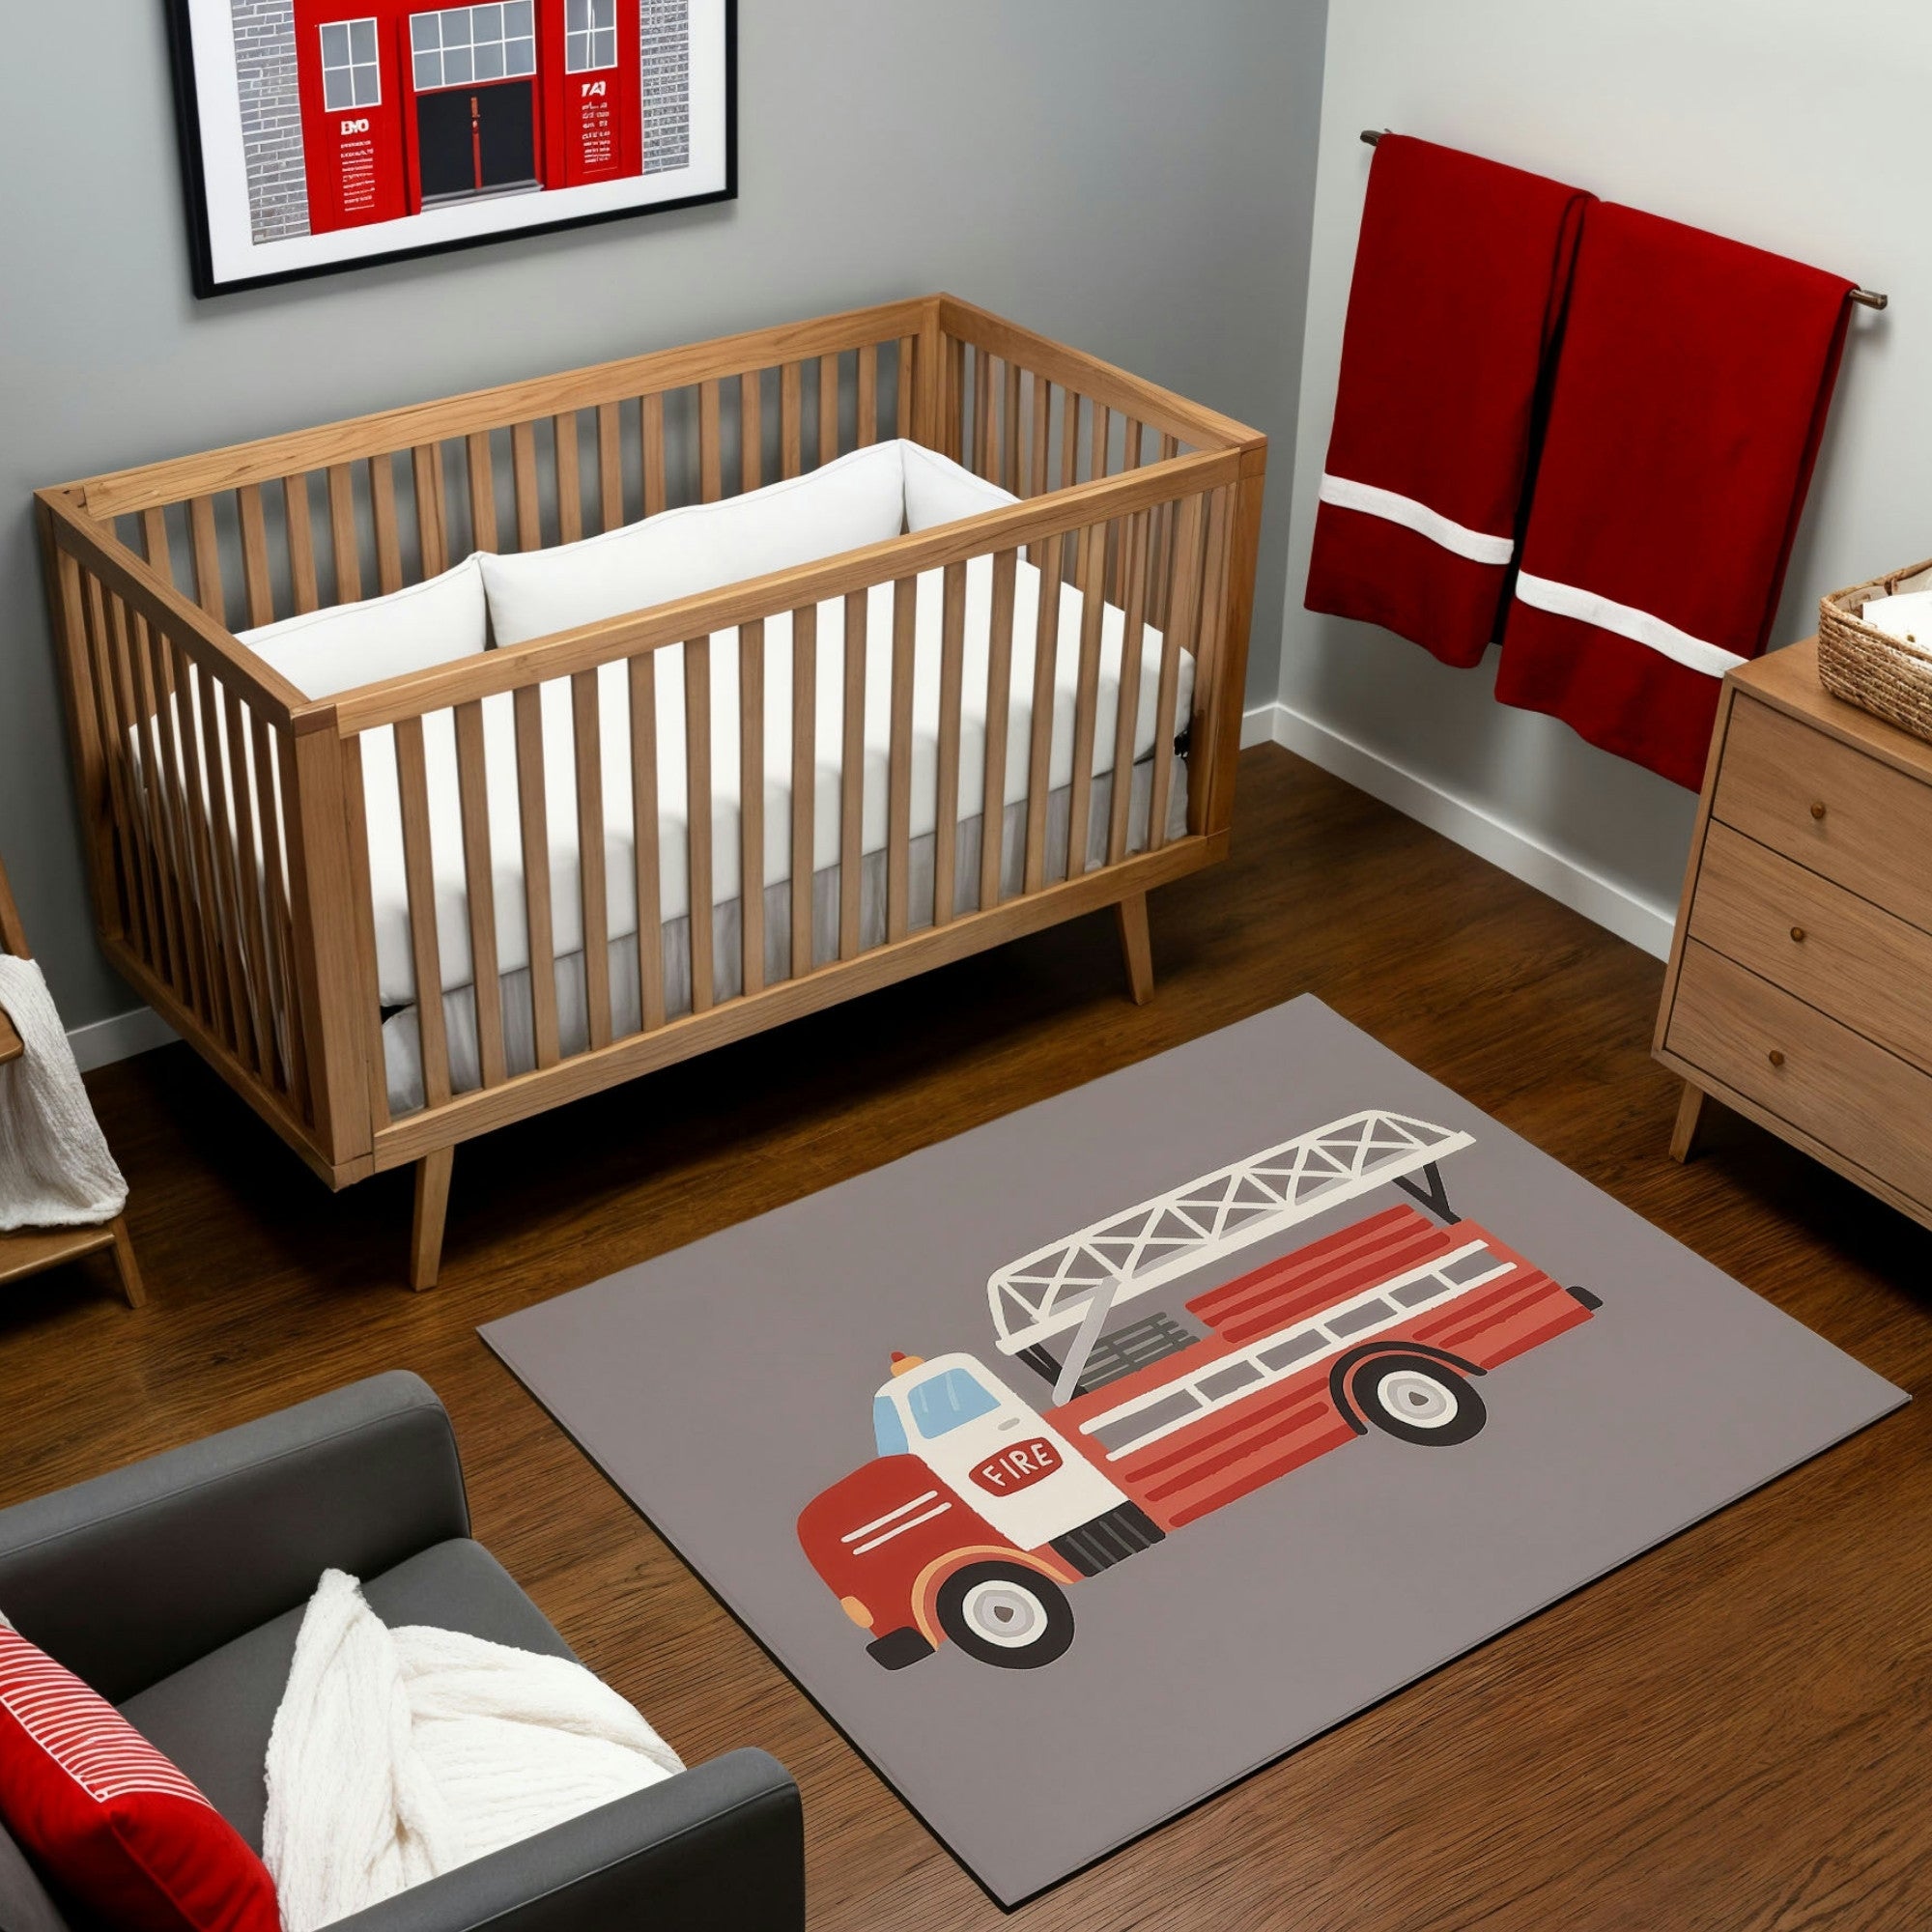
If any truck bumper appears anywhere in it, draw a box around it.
[867,1625,936,1669]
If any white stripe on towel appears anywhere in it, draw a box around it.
[1317,472,1516,566]
[1513,571,1747,678]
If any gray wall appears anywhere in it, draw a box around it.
[0,1,1325,1035]
[1279,0,1914,956]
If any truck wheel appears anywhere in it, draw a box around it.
[934,1562,1075,1669]
[1350,1352,1487,1446]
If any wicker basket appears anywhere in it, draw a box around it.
[1819,555,1932,743]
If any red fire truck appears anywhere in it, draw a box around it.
[796,1111,1600,1671]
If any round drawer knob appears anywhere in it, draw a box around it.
[1790,925,1806,943]
[1810,801,1828,820]
[1768,1048,1786,1067]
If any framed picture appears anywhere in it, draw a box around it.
[164,0,735,297]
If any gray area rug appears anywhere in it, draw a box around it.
[482,996,1905,1906]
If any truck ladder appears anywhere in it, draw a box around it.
[988,1110,1475,1404]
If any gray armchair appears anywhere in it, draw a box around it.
[0,1373,804,1932]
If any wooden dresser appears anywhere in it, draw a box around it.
[1656,637,1932,1230]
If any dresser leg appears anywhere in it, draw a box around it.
[1669,1082,1709,1164]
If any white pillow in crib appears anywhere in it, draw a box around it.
[479,440,906,647]
[900,441,1019,531]
[237,554,489,697]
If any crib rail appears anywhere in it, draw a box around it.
[39,296,1264,1201]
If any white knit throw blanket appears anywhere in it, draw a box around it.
[264,1570,683,1932]
[0,956,127,1231]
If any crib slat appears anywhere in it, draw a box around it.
[628,655,665,1030]
[188,497,224,622]
[932,560,967,927]
[327,464,362,603]
[740,372,763,493]
[128,615,190,999]
[974,349,995,481]
[897,336,916,440]
[512,423,541,552]
[412,444,448,578]
[1150,494,1208,850]
[641,393,668,518]
[1091,401,1111,484]
[141,508,174,587]
[1151,433,1180,625]
[789,602,816,977]
[979,549,1018,912]
[221,684,276,1081]
[838,593,866,959]
[161,633,229,1039]
[513,684,560,1068]
[283,475,320,613]
[250,710,306,1110]
[946,336,966,461]
[553,413,582,545]
[1066,522,1108,880]
[684,635,715,1012]
[885,578,916,944]
[1108,510,1152,865]
[1109,417,1145,600]
[103,599,162,971]
[1078,409,1112,594]
[337,734,389,1132]
[1028,373,1050,498]
[571,669,611,1050]
[467,433,498,555]
[149,627,212,1019]
[597,402,624,533]
[394,716,450,1109]
[369,455,404,592]
[781,363,803,479]
[818,354,839,465]
[699,381,722,504]
[453,700,504,1089]
[1188,486,1234,831]
[1023,530,1064,895]
[169,639,242,1051]
[857,345,877,447]
[1061,391,1082,492]
[78,583,143,954]
[739,620,765,999]
[237,485,274,628]
[1002,361,1021,496]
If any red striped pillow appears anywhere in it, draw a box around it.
[0,1622,279,1932]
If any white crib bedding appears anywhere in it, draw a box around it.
[382,752,1186,1116]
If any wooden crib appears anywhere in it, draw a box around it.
[36,296,1265,1288]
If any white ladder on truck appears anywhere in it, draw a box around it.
[987,1110,1475,1406]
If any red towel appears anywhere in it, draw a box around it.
[1496,205,1854,788]
[1305,136,1591,668]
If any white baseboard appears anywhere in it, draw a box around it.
[1241,699,1677,959]
[68,1004,177,1074]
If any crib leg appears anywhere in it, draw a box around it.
[410,1148,455,1293]
[108,1215,146,1309]
[1115,892,1154,1006]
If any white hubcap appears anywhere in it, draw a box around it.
[1377,1369,1459,1429]
[960,1579,1050,1649]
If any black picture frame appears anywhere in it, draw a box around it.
[163,0,737,298]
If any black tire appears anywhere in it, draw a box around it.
[1350,1351,1487,1446]
[933,1560,1076,1669]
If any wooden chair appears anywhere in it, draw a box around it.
[0,858,144,1308]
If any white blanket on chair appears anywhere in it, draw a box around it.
[0,955,127,1231]
[264,1569,683,1932]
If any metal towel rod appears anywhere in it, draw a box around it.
[1356,130,1889,309]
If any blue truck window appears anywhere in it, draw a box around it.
[908,1369,1000,1439]
[872,1396,909,1456]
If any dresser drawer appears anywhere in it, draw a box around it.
[1689,821,1932,1074]
[1666,940,1932,1209]
[1715,695,1932,934]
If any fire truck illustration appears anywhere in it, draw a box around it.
[796,1110,1601,1671]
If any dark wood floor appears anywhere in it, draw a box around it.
[7,742,1928,1931]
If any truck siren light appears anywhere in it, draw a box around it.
[889,1351,924,1376]
[986,1110,1476,1353]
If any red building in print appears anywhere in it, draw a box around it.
[292,2,647,234]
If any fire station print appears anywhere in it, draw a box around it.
[242,1,691,239]
[796,1110,1601,1671]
